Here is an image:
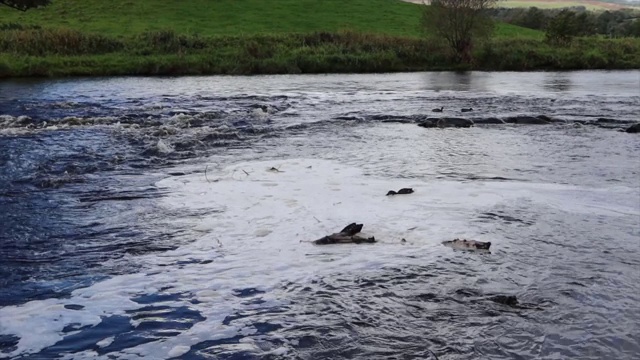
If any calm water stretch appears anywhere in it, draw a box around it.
[0,71,639,359]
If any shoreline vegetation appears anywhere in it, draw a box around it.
[2,28,638,78]
[1,0,639,78]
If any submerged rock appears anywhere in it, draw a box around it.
[473,117,506,125]
[535,115,565,123]
[417,119,436,128]
[437,117,474,128]
[504,116,550,125]
[313,223,376,245]
[334,115,364,121]
[418,117,474,128]
[366,114,423,123]
[490,295,519,307]
[625,123,640,133]
[596,117,636,124]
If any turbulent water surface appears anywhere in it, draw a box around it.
[0,71,639,359]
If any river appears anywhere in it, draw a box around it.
[0,71,639,359]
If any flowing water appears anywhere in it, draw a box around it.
[0,71,639,359]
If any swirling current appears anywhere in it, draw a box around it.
[0,71,639,359]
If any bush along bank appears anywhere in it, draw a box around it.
[1,28,639,77]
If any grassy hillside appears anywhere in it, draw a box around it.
[1,0,638,77]
[0,0,542,39]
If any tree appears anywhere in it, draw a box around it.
[545,9,578,46]
[422,0,497,63]
[574,11,595,36]
[623,18,640,38]
[0,0,50,11]
[521,7,547,30]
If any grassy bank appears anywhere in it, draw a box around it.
[0,0,541,38]
[1,30,638,77]
[0,0,638,77]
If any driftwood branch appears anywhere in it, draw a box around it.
[442,238,491,250]
[313,223,376,245]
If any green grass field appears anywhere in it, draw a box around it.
[0,0,638,77]
[0,0,542,38]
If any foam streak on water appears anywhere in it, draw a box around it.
[0,71,639,359]
[1,154,638,359]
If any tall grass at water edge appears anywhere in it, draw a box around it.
[1,27,639,77]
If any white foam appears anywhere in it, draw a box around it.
[0,157,637,359]
[96,337,114,348]
[155,139,174,154]
[167,345,190,358]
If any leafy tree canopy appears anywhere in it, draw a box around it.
[546,9,579,46]
[422,0,497,63]
[0,0,50,11]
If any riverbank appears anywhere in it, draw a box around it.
[1,30,639,77]
[1,0,639,77]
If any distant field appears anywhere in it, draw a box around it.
[498,0,632,10]
[0,0,542,39]
[404,0,636,9]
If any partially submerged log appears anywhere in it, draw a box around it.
[442,238,491,250]
[386,188,414,196]
[313,223,376,245]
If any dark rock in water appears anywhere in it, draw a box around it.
[380,118,415,124]
[419,117,473,128]
[367,114,423,123]
[432,107,443,112]
[366,114,427,124]
[461,108,473,112]
[596,117,634,124]
[417,119,436,128]
[437,117,474,128]
[64,304,85,310]
[250,104,271,113]
[625,123,640,133]
[313,223,376,245]
[473,117,506,125]
[387,188,414,196]
[334,116,364,121]
[16,116,34,125]
[442,238,491,250]
[201,132,241,142]
[504,116,550,125]
[535,115,565,123]
[490,295,518,307]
